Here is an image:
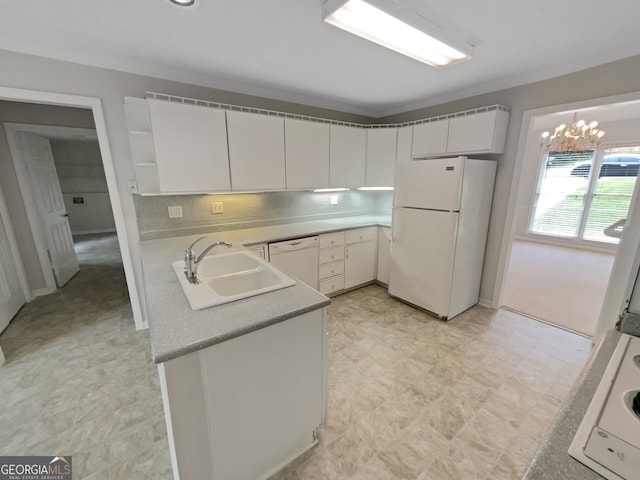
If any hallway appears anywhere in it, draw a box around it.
[0,234,172,478]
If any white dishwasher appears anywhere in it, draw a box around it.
[268,236,319,290]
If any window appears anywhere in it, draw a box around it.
[530,146,640,244]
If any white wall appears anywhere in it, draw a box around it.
[51,139,116,234]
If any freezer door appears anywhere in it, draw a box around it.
[393,157,464,211]
[388,207,458,318]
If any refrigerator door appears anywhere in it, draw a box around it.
[393,157,465,211]
[389,207,458,318]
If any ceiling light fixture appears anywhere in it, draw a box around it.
[322,0,472,67]
[168,0,197,7]
[540,113,605,152]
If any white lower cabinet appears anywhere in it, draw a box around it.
[159,307,329,480]
[318,232,345,296]
[344,227,377,290]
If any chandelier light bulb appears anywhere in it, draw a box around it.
[540,113,605,152]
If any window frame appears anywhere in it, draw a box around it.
[527,142,639,249]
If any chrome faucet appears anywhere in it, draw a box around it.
[183,236,232,284]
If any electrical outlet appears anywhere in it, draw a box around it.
[211,201,224,214]
[168,206,183,218]
[330,195,339,205]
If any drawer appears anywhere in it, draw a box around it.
[345,227,377,244]
[319,261,345,280]
[320,232,345,249]
[319,247,345,264]
[319,275,344,295]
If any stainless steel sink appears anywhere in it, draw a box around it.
[172,251,296,310]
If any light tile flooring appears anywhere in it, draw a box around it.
[0,234,593,480]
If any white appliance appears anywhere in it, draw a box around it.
[268,236,319,289]
[389,157,496,320]
[569,333,640,479]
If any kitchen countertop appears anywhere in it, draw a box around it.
[522,328,622,479]
[142,215,390,363]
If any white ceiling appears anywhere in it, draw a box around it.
[2,0,640,117]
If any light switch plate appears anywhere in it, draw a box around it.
[168,206,183,218]
[330,195,338,205]
[211,201,224,214]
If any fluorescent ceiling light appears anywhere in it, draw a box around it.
[168,0,198,7]
[322,0,471,67]
[357,186,394,191]
[313,188,349,192]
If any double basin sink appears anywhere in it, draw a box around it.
[172,251,296,310]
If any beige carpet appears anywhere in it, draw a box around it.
[502,240,615,337]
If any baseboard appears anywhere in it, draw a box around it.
[72,228,117,235]
[478,296,493,308]
[32,287,56,298]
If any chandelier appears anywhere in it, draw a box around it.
[540,113,605,152]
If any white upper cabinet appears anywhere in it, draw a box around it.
[284,119,330,190]
[396,125,413,164]
[412,109,509,158]
[147,99,230,194]
[227,111,286,191]
[329,125,366,188]
[446,110,509,155]
[365,128,397,187]
[412,119,449,158]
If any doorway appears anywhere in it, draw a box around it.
[496,97,640,340]
[0,88,143,330]
[4,121,120,295]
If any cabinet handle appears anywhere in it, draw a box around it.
[345,248,349,259]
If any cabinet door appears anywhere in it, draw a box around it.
[365,128,397,187]
[345,241,377,289]
[412,119,449,158]
[148,99,230,193]
[284,119,330,189]
[446,110,509,154]
[396,125,413,164]
[227,111,286,191]
[329,125,366,187]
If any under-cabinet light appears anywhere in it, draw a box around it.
[357,186,394,191]
[313,188,349,192]
[322,0,471,67]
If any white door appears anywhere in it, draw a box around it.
[389,207,458,318]
[18,132,79,287]
[393,157,465,211]
[0,205,25,333]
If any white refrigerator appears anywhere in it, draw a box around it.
[388,157,497,320]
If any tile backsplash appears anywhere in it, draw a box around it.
[135,190,392,240]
